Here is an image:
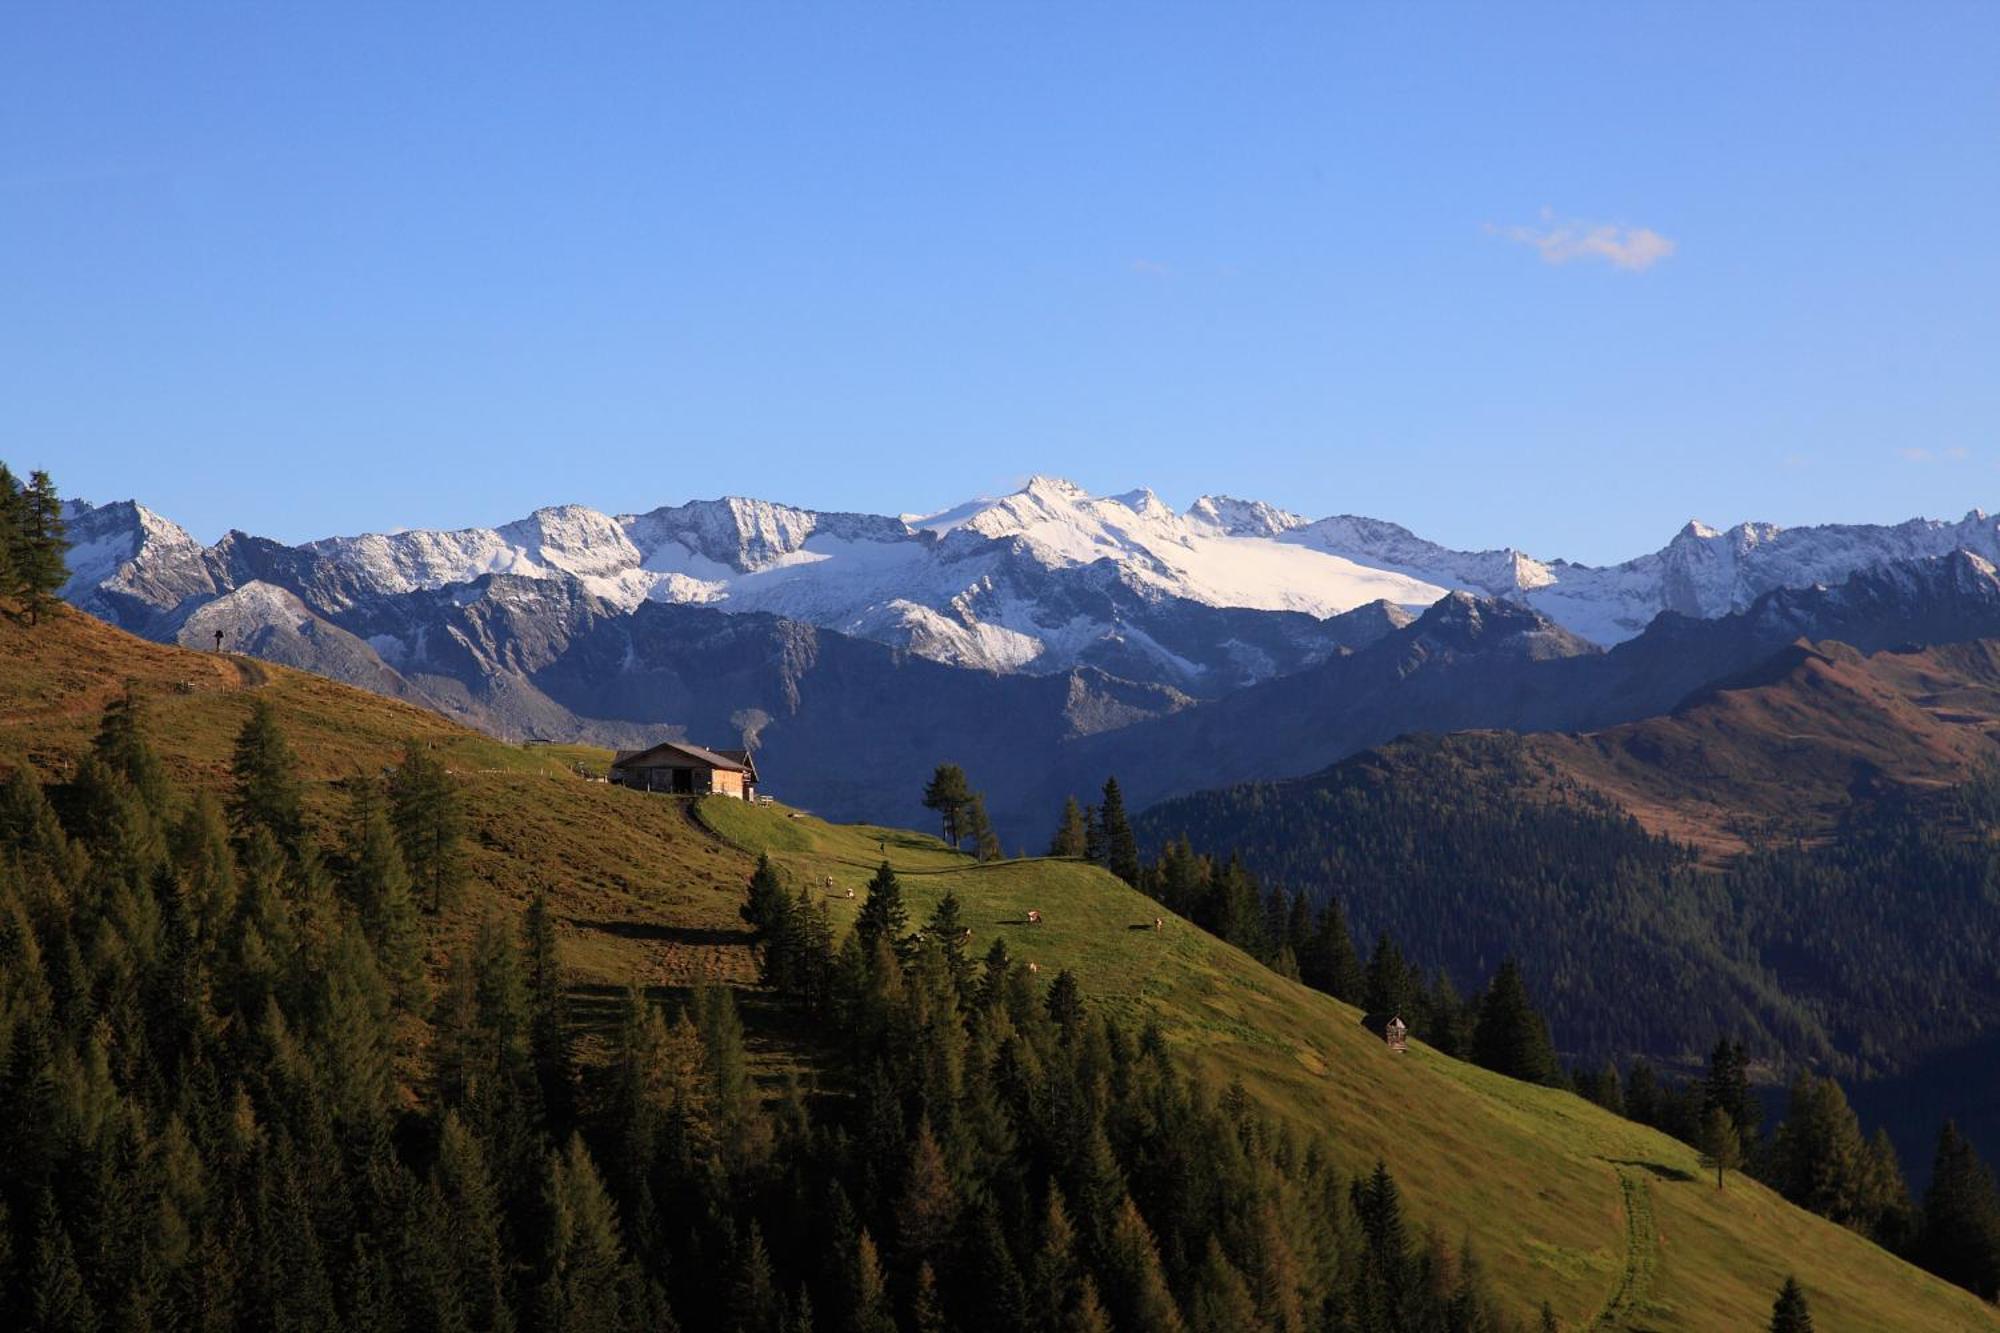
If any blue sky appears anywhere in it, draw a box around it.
[5,4,1998,563]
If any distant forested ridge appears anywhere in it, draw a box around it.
[1134,733,2000,1080]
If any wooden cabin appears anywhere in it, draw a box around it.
[1383,1015,1408,1053]
[609,740,759,799]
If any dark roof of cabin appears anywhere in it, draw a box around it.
[610,740,749,773]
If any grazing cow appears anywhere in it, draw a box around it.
[1026,961,1040,974]
[1153,917,1163,931]
[1026,909,1042,925]
[845,886,856,900]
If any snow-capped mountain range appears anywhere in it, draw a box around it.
[61,475,2000,685]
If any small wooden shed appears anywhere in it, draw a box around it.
[1383,1015,1409,1053]
[609,740,759,799]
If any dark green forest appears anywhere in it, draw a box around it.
[1133,734,2000,1080]
[0,690,1539,1331]
[1120,738,2000,1303]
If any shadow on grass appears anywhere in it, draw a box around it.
[569,918,757,947]
[1608,1158,1698,1183]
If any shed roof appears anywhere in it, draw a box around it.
[611,740,749,773]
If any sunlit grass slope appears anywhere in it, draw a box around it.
[702,796,1998,1332]
[0,609,761,989]
[4,609,1992,1329]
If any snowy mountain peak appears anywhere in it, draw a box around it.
[1185,495,1309,538]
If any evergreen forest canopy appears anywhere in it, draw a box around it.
[0,681,1551,1330]
[1133,733,2000,1082]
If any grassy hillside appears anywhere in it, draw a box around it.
[6,608,1994,1330]
[699,798,1996,1330]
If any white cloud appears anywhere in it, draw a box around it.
[1493,209,1678,271]
[1130,258,1171,277]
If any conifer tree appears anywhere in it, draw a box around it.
[741,853,787,933]
[229,700,305,847]
[908,1262,945,1333]
[1098,777,1140,885]
[850,1230,896,1333]
[1916,1121,2000,1300]
[1187,1237,1258,1333]
[729,1223,782,1333]
[963,794,1002,862]
[29,1195,96,1332]
[1100,1195,1185,1333]
[390,739,467,913]
[524,892,574,1128]
[537,1134,633,1331]
[432,1111,514,1333]
[1045,968,1084,1039]
[1700,1106,1743,1190]
[1469,959,1558,1084]
[1049,796,1090,858]
[855,862,909,956]
[1703,1037,1759,1144]
[1362,933,1413,1021]
[1769,1275,1813,1332]
[344,776,426,1008]
[17,470,68,625]
[920,765,973,846]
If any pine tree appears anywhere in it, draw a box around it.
[850,1230,896,1333]
[855,862,909,955]
[344,776,426,1008]
[964,794,1002,862]
[920,765,973,846]
[229,700,305,846]
[1700,1106,1743,1190]
[390,739,467,913]
[1916,1121,2000,1300]
[742,853,787,932]
[1098,777,1140,885]
[1469,959,1558,1084]
[908,1262,945,1333]
[1769,1275,1813,1332]
[524,892,574,1129]
[1099,1195,1185,1332]
[729,1223,783,1333]
[1049,797,1089,858]
[17,470,69,625]
[1362,933,1412,1022]
[1045,968,1084,1038]
[30,1194,97,1332]
[538,1134,632,1331]
[1187,1237,1258,1333]
[895,1118,958,1271]
[1703,1038,1759,1144]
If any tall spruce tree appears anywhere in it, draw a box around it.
[1768,1275,1813,1332]
[1917,1121,2000,1300]
[855,862,909,956]
[1469,959,1558,1084]
[390,739,467,913]
[16,470,68,625]
[229,700,305,847]
[963,793,1002,862]
[1098,777,1140,885]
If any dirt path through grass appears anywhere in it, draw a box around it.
[1593,1165,1660,1330]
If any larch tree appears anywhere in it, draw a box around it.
[1048,796,1089,857]
[390,739,468,913]
[1700,1106,1743,1190]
